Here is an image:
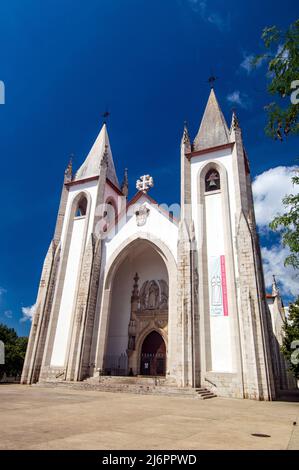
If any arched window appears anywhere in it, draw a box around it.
[205,169,220,192]
[104,198,117,223]
[75,196,87,217]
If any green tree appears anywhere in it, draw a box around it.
[281,297,299,379]
[0,323,28,379]
[255,19,299,140]
[270,170,299,269]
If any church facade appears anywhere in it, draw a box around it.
[22,89,280,400]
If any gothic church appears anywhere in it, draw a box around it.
[22,89,284,400]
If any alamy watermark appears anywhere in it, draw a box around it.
[0,81,5,104]
[290,80,299,104]
[0,340,4,365]
[92,199,203,249]
[291,340,299,366]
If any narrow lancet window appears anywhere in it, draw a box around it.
[75,196,87,217]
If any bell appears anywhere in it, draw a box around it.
[209,178,217,188]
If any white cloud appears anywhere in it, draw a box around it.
[0,287,6,297]
[20,303,36,323]
[186,0,206,13]
[240,53,265,74]
[240,45,288,75]
[226,90,250,109]
[276,44,289,64]
[4,310,12,319]
[240,54,255,73]
[261,244,298,298]
[186,0,231,32]
[253,165,299,298]
[207,12,231,32]
[284,306,289,319]
[252,166,297,229]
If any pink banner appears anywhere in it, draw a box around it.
[220,255,228,316]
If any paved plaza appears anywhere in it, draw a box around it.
[0,384,298,450]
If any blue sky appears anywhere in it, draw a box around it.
[0,0,298,336]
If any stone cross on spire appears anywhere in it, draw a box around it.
[136,174,154,194]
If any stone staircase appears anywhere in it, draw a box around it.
[195,387,217,400]
[35,375,216,399]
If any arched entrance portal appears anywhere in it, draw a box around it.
[140,331,166,376]
[101,238,173,377]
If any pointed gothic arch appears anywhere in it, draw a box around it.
[75,195,88,217]
[93,233,177,379]
[137,328,167,376]
[139,330,167,376]
[103,197,117,232]
[205,168,221,192]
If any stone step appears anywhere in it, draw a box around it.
[86,375,171,387]
[34,378,217,399]
[201,394,217,399]
[195,388,217,400]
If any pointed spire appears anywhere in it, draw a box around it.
[193,89,229,152]
[121,168,129,198]
[74,123,119,187]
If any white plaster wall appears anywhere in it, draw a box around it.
[50,179,98,367]
[51,217,85,366]
[106,245,168,358]
[60,179,98,247]
[267,299,275,333]
[190,148,236,248]
[206,193,233,372]
[267,299,284,345]
[104,195,178,265]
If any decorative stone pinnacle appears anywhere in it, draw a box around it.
[121,168,129,198]
[136,174,154,194]
[131,272,139,301]
[189,221,195,242]
[232,111,240,131]
[64,155,73,181]
[272,274,279,296]
[183,123,190,145]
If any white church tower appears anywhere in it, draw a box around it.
[22,89,278,400]
[179,89,276,399]
[21,123,126,383]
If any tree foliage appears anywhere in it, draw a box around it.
[255,19,299,140]
[0,323,28,379]
[281,297,299,379]
[270,170,299,269]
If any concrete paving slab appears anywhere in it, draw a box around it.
[0,384,298,450]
